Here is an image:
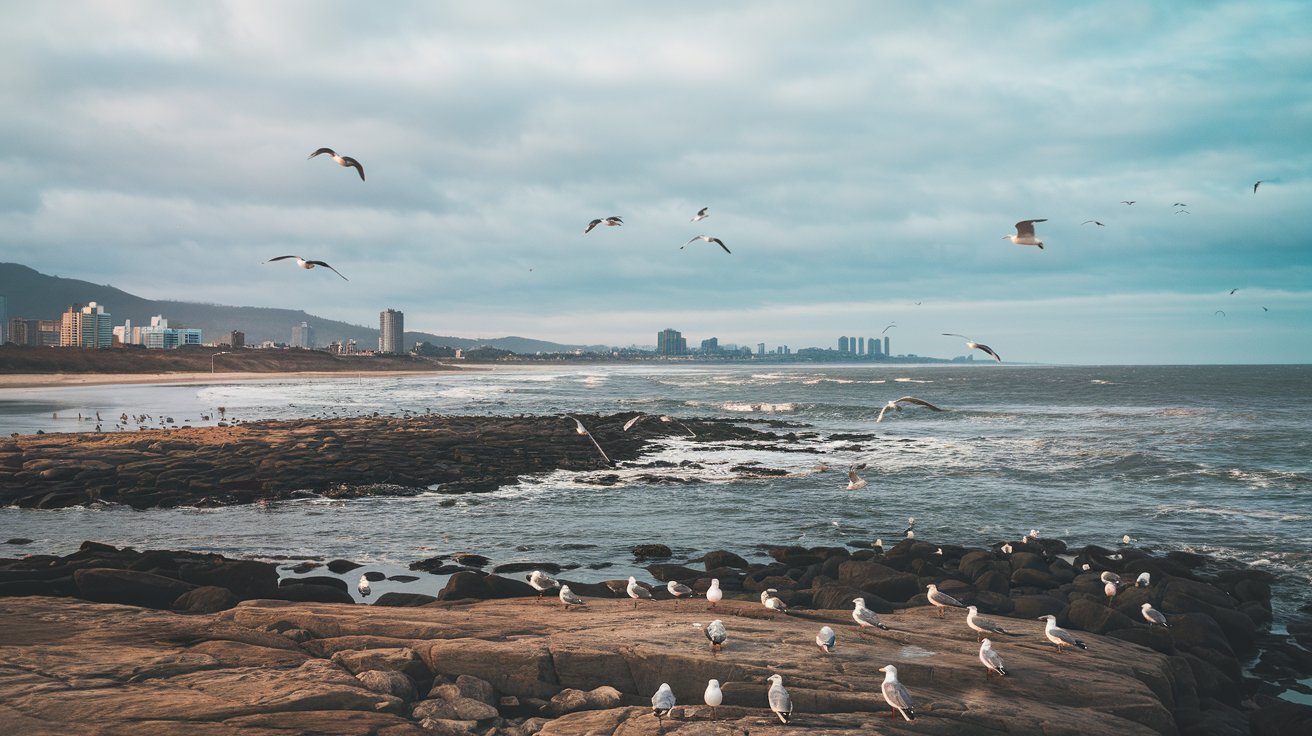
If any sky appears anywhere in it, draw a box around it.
[1,1,1309,364]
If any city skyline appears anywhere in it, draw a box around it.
[1,3,1309,364]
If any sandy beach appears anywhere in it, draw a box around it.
[0,368,480,389]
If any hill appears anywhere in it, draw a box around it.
[0,263,603,353]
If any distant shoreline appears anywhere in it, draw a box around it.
[0,369,469,389]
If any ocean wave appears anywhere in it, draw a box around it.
[721,402,796,412]
[894,378,933,383]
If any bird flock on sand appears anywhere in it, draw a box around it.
[508,523,1158,729]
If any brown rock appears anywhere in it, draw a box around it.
[356,669,417,701]
[171,585,239,614]
[72,567,197,609]
[331,647,429,680]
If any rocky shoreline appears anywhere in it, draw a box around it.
[3,538,1310,734]
[0,413,784,509]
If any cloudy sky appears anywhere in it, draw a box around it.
[2,1,1309,363]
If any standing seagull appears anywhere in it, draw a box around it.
[761,588,788,616]
[704,618,728,652]
[705,578,723,609]
[876,396,945,423]
[682,235,731,254]
[846,463,868,491]
[966,606,1016,641]
[942,334,1002,362]
[627,576,653,608]
[878,665,916,722]
[667,580,694,606]
[816,625,837,653]
[691,206,709,222]
[1038,614,1088,652]
[266,256,349,281]
[1141,603,1170,627]
[852,597,890,636]
[357,574,371,598]
[979,638,1008,677]
[583,216,623,234]
[558,584,585,610]
[1136,572,1151,588]
[307,147,365,181]
[766,674,793,724]
[562,415,613,466]
[651,683,675,729]
[926,584,965,618]
[1004,219,1047,249]
[704,679,723,722]
[527,570,560,603]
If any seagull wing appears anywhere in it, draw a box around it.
[882,680,913,711]
[307,261,349,281]
[341,156,366,181]
[941,333,969,340]
[623,415,644,431]
[266,255,299,263]
[974,343,1002,362]
[682,236,701,249]
[769,685,792,718]
[876,404,891,423]
[1014,219,1046,237]
[584,219,602,234]
[710,237,730,254]
[895,396,944,411]
[847,469,860,483]
[308,148,336,159]
[982,646,1006,672]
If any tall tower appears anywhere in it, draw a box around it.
[838,336,849,353]
[380,309,404,353]
[291,322,314,349]
[858,336,866,355]
[884,336,890,357]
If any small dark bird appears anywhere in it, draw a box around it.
[1121,200,1136,205]
[1081,220,1105,226]
[1253,180,1264,193]
[1230,288,1239,294]
[307,148,365,181]
[1172,202,1189,207]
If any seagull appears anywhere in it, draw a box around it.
[942,334,1001,362]
[766,674,793,724]
[1121,200,1136,205]
[691,206,709,222]
[816,625,837,653]
[1136,572,1151,588]
[1104,581,1119,605]
[1121,534,1134,545]
[872,538,884,554]
[584,216,623,234]
[1100,571,1120,585]
[667,580,694,605]
[979,638,1008,677]
[527,570,560,602]
[1038,614,1088,652]
[846,463,868,491]
[966,606,1016,641]
[1004,219,1047,249]
[1030,529,1040,538]
[682,235,731,254]
[876,396,945,423]
[559,584,585,610]
[1081,220,1105,226]
[852,597,890,635]
[1141,603,1170,627]
[903,517,915,535]
[761,588,788,616]
[704,679,723,722]
[705,579,723,609]
[651,683,675,728]
[878,665,916,722]
[623,413,696,436]
[1175,209,1191,214]
[266,256,349,281]
[357,574,371,598]
[627,576,653,608]
[1229,288,1240,295]
[926,584,965,618]
[882,323,897,334]
[1001,543,1013,555]
[704,618,728,652]
[1215,310,1226,317]
[1172,203,1189,208]
[563,415,613,466]
[1253,180,1264,193]
[307,147,365,181]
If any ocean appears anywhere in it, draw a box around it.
[1,363,1309,624]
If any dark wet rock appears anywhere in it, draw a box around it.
[1009,551,1048,572]
[1010,567,1059,589]
[1170,612,1236,657]
[437,571,534,601]
[4,538,33,545]
[1249,694,1312,736]
[492,562,561,575]
[388,575,420,583]
[1108,625,1176,655]
[274,583,355,604]
[374,592,439,607]
[973,568,1011,595]
[288,561,321,574]
[630,544,671,560]
[971,591,1015,616]
[1009,594,1067,620]
[326,559,363,574]
[452,553,490,568]
[363,571,387,582]
[279,575,348,593]
[408,556,447,572]
[701,550,749,570]
[644,563,701,582]
[178,559,278,599]
[837,560,920,602]
[172,585,239,614]
[73,568,196,609]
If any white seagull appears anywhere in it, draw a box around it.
[876,396,945,423]
[691,206,709,222]
[682,234,731,254]
[878,665,916,722]
[979,638,1008,677]
[562,415,613,466]
[357,574,371,598]
[1122,534,1134,545]
[846,463,868,491]
[1038,614,1088,652]
[816,625,837,653]
[266,256,349,281]
[767,674,793,724]
[761,588,788,616]
[559,584,585,610]
[1100,571,1121,586]
[651,683,675,727]
[942,334,1002,362]
[853,597,890,635]
[1004,218,1048,249]
[584,216,623,234]
[667,580,694,605]
[704,679,723,721]
[966,605,1016,641]
[527,570,560,602]
[307,147,365,181]
[704,618,728,652]
[623,413,696,437]
[1142,603,1170,627]
[1136,572,1151,588]
[926,583,965,618]
[627,576,653,608]
[705,578,723,609]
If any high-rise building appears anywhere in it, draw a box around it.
[757,342,766,356]
[227,331,245,349]
[60,302,112,348]
[37,320,59,346]
[8,318,38,346]
[858,336,866,355]
[884,336,890,357]
[656,328,685,356]
[0,296,7,344]
[838,336,849,353]
[700,337,719,353]
[291,322,314,349]
[380,309,404,354]
[870,336,882,357]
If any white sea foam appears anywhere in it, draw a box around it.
[721,402,796,412]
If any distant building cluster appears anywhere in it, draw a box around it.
[837,334,889,357]
[656,328,687,356]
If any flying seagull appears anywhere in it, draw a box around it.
[1004,219,1047,249]
[584,216,623,234]
[563,415,613,465]
[307,148,365,181]
[1081,220,1105,226]
[1172,202,1189,207]
[1230,288,1240,295]
[846,463,868,490]
[1215,310,1226,317]
[876,396,945,423]
[682,235,731,254]
[766,675,793,724]
[943,334,1001,362]
[1175,210,1191,214]
[266,256,349,281]
[1121,200,1136,205]
[691,206,709,222]
[623,413,696,436]
[882,323,897,334]
[879,665,916,722]
[1253,180,1264,193]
